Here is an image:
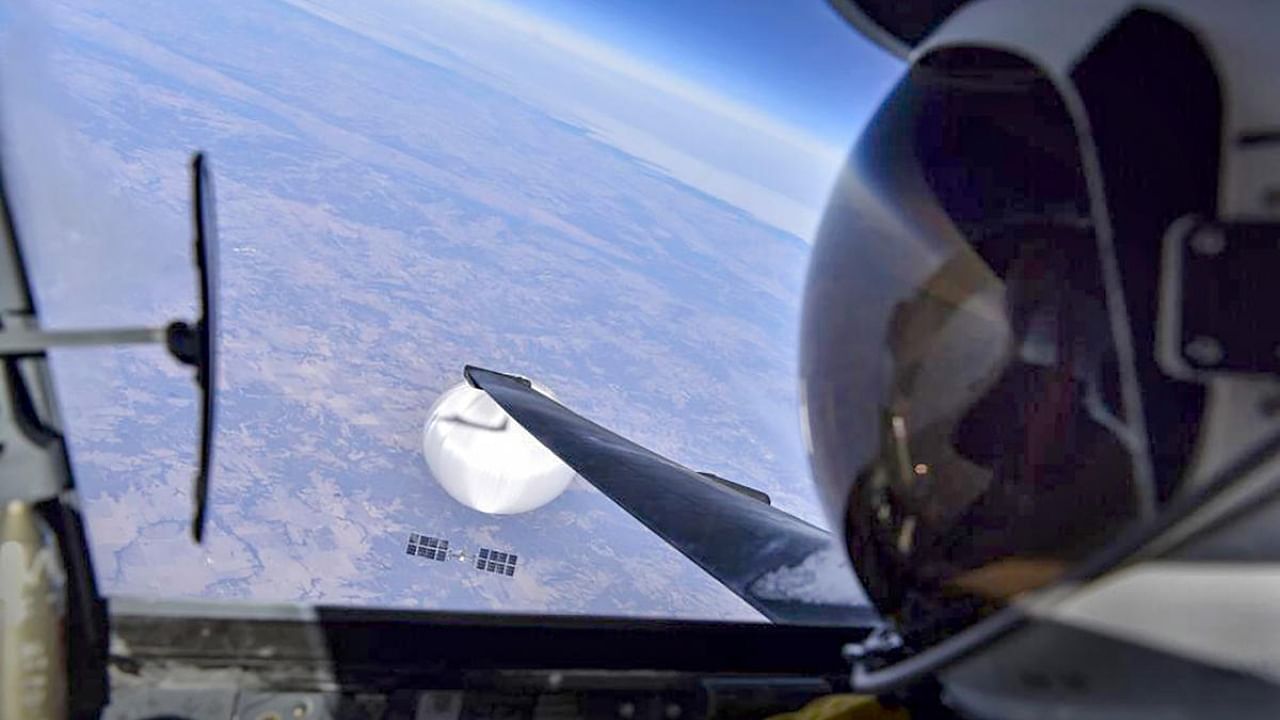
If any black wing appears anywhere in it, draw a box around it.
[464,366,876,626]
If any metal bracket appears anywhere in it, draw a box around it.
[842,625,903,663]
[0,325,165,357]
[1159,215,1280,379]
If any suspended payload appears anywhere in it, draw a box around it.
[422,381,575,514]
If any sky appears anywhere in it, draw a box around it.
[285,0,904,239]
[499,0,902,148]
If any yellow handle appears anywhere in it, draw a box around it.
[767,694,910,720]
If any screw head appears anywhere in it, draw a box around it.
[1185,336,1224,366]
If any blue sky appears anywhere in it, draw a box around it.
[354,0,902,238]
[498,0,903,149]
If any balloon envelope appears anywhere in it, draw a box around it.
[422,382,575,514]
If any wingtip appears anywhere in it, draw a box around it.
[191,486,208,544]
[463,365,532,390]
[463,364,482,388]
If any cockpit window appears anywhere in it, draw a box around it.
[1,0,901,622]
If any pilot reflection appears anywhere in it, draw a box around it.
[849,235,1140,640]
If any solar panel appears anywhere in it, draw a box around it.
[408,537,517,573]
[406,533,449,563]
[474,546,518,577]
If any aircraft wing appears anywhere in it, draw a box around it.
[464,366,877,626]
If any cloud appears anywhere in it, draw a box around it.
[748,545,869,606]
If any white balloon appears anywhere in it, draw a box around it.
[422,381,575,514]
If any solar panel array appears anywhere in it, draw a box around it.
[476,547,517,576]
[406,533,449,561]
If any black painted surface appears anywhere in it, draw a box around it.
[109,601,869,680]
[466,366,875,626]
